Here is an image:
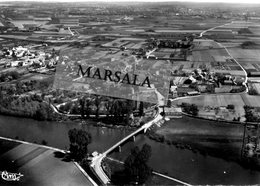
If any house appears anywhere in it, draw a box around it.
[224,80,233,85]
[164,107,182,118]
[59,18,79,28]
[187,91,200,96]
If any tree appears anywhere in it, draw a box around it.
[124,100,134,125]
[181,103,199,116]
[167,100,172,107]
[190,104,198,116]
[227,104,235,110]
[241,41,257,49]
[94,96,101,119]
[85,98,92,118]
[238,28,252,34]
[34,102,49,121]
[104,98,113,118]
[68,128,92,161]
[139,101,144,116]
[248,88,258,95]
[124,144,152,184]
[79,97,86,118]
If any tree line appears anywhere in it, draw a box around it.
[59,95,153,126]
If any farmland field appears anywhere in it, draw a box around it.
[252,83,260,94]
[188,39,244,76]
[228,48,260,73]
[173,94,260,121]
[192,40,232,62]
[229,48,260,59]
[241,94,260,107]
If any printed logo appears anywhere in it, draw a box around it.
[1,171,23,181]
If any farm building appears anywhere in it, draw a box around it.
[59,18,79,27]
[164,107,182,118]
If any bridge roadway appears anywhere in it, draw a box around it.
[90,90,165,185]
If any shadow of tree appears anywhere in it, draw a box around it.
[53,151,73,162]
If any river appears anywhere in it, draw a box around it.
[0,115,259,185]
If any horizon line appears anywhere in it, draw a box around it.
[1,0,260,4]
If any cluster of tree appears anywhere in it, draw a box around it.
[241,41,258,49]
[181,102,199,116]
[244,105,260,122]
[160,40,192,49]
[124,144,152,184]
[233,116,241,122]
[68,128,92,161]
[0,71,20,82]
[52,90,79,104]
[238,28,252,35]
[112,144,152,185]
[230,86,246,93]
[226,104,235,110]
[248,88,258,95]
[0,78,52,96]
[0,88,57,121]
[34,102,55,121]
[214,73,228,85]
[145,29,155,32]
[103,99,152,125]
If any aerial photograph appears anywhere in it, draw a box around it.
[0,0,260,185]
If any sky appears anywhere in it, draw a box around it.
[2,0,260,3]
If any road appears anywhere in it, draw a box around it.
[198,21,248,93]
[216,41,248,92]
[199,22,232,38]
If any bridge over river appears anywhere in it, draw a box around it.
[89,90,165,185]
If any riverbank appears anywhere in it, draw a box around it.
[181,111,260,126]
[0,137,96,186]
[145,115,258,168]
[0,114,134,153]
[102,157,180,185]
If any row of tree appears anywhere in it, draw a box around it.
[59,95,153,125]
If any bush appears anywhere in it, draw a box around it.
[41,140,48,145]
[241,41,258,49]
[227,104,235,110]
[248,88,258,95]
[238,28,252,34]
[0,71,21,82]
[181,103,199,116]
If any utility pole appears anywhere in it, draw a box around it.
[241,123,260,165]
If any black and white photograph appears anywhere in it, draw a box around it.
[0,0,260,185]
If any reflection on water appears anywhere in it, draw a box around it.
[0,115,259,184]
